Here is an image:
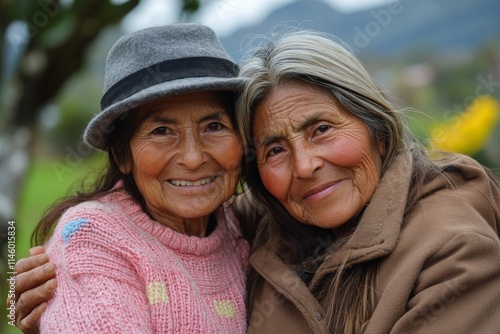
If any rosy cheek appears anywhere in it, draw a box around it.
[131,144,165,176]
[327,137,366,167]
[259,166,287,200]
[226,142,243,171]
[209,138,242,172]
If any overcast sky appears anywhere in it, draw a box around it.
[123,0,388,37]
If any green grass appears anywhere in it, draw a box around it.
[2,154,103,334]
[17,153,104,256]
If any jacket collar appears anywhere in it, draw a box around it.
[322,149,412,264]
[250,248,328,333]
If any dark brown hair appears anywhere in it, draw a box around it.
[32,111,145,246]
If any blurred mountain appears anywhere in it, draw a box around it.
[220,0,500,62]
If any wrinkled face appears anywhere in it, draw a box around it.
[124,91,242,222]
[252,82,384,231]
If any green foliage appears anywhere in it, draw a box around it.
[182,0,201,14]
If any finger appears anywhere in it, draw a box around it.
[15,253,50,275]
[15,262,56,301]
[16,278,56,327]
[28,246,46,257]
[17,301,48,334]
[6,290,15,309]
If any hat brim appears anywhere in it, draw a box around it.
[83,76,246,151]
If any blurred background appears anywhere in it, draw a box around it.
[1,0,499,332]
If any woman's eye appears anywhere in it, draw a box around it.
[152,127,170,135]
[207,122,224,132]
[268,146,284,157]
[315,125,331,135]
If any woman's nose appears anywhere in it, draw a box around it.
[177,132,206,169]
[292,143,323,179]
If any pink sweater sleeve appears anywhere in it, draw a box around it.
[41,205,154,333]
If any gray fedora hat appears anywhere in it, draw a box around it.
[83,23,245,150]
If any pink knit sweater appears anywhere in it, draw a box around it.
[40,185,249,333]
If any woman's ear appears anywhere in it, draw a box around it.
[378,140,386,157]
[113,149,132,174]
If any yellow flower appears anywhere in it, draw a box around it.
[429,96,500,155]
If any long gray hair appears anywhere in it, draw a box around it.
[237,30,430,334]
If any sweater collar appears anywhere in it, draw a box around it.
[105,183,232,256]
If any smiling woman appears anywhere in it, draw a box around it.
[238,30,500,334]
[125,92,242,236]
[10,23,251,334]
[253,82,383,231]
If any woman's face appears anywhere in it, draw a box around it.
[252,82,384,231]
[125,91,242,224]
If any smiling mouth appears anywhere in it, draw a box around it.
[303,180,342,200]
[168,176,217,187]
